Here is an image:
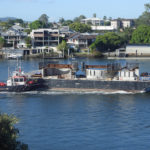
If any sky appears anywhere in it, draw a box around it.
[0,0,150,21]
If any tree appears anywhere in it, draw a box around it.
[0,22,11,30]
[62,20,73,26]
[25,37,32,48]
[24,29,31,34]
[130,25,150,44]
[59,17,65,24]
[0,37,5,49]
[15,19,24,24]
[0,113,28,150]
[93,13,97,18]
[39,14,49,27]
[118,27,134,44]
[73,15,86,22]
[69,22,91,33]
[57,40,68,57]
[136,3,150,26]
[29,20,43,30]
[90,32,124,52]
[103,16,107,20]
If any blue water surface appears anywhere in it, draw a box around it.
[0,58,150,150]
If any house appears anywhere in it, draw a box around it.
[59,26,74,37]
[1,29,27,48]
[17,40,27,48]
[110,20,122,29]
[81,18,104,26]
[30,29,60,48]
[81,17,134,31]
[121,19,134,28]
[67,33,98,49]
[11,24,25,32]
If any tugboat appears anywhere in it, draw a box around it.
[0,62,45,92]
[7,67,45,92]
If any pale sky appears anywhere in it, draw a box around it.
[0,0,150,21]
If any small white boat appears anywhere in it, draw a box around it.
[7,53,22,59]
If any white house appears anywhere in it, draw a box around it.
[81,18,104,26]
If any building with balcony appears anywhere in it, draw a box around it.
[1,29,27,48]
[30,29,60,48]
[81,17,134,31]
[81,18,104,26]
[67,33,98,49]
[121,19,134,28]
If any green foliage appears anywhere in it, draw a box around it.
[130,25,150,44]
[0,22,11,30]
[0,113,28,150]
[69,22,91,33]
[93,13,97,18]
[25,37,32,48]
[62,20,73,26]
[39,14,49,27]
[118,27,134,44]
[24,29,31,34]
[104,21,111,26]
[136,3,150,26]
[59,18,65,24]
[73,15,86,22]
[29,20,43,30]
[15,19,24,24]
[90,32,123,52]
[92,50,102,57]
[0,36,5,49]
[57,40,68,56]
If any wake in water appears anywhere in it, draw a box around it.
[0,89,145,95]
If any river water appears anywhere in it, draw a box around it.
[0,58,150,150]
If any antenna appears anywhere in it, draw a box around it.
[8,66,10,78]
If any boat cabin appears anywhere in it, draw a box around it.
[7,70,27,86]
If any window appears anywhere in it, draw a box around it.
[19,78,24,82]
[14,78,19,82]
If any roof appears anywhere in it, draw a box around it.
[1,29,27,36]
[81,17,102,21]
[68,33,98,40]
[11,25,24,30]
[126,44,150,47]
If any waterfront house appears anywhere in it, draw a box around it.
[30,29,60,48]
[1,29,27,48]
[67,33,98,49]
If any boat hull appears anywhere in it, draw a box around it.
[44,79,150,93]
[0,79,46,92]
